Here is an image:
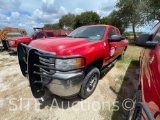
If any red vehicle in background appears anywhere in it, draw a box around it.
[3,28,72,52]
[17,24,128,99]
[129,22,160,120]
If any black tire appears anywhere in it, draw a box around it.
[127,90,142,120]
[79,66,100,99]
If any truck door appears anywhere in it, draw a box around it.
[107,27,121,62]
[115,28,125,53]
[142,26,160,115]
[34,32,45,39]
[46,32,55,37]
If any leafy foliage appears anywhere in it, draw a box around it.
[139,0,160,21]
[59,13,76,29]
[74,11,100,28]
[100,10,129,34]
[44,23,60,30]
[116,0,144,40]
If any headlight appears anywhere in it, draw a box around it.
[9,41,16,45]
[55,58,81,71]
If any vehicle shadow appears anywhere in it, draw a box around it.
[8,51,17,56]
[38,90,83,110]
[111,60,139,120]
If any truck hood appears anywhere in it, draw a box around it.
[7,37,32,41]
[30,38,89,55]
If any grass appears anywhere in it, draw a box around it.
[100,45,142,120]
[116,45,142,69]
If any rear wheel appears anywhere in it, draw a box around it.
[79,66,100,99]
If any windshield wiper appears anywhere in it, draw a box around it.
[74,36,89,38]
[67,36,73,38]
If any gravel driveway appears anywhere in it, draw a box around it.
[0,50,139,120]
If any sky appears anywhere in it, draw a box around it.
[0,0,158,34]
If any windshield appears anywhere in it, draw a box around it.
[29,32,36,37]
[150,22,160,34]
[6,32,23,37]
[68,26,106,41]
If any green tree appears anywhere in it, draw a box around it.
[100,10,129,34]
[44,23,60,30]
[59,13,76,29]
[74,11,100,28]
[100,17,111,25]
[116,0,143,41]
[139,0,160,21]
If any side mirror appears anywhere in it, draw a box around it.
[135,34,157,48]
[108,35,125,42]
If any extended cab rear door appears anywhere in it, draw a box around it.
[107,27,122,61]
[46,32,55,37]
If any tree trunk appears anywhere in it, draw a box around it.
[132,23,137,42]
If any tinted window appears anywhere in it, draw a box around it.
[36,32,44,38]
[108,28,115,39]
[47,32,54,37]
[152,29,160,42]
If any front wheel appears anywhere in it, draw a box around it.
[79,66,100,99]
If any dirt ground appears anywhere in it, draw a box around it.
[0,48,140,120]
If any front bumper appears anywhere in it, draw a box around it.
[18,43,86,98]
[46,72,84,97]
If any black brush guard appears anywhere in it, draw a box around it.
[18,43,86,98]
[2,40,9,50]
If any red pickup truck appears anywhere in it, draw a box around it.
[128,22,160,120]
[18,24,128,99]
[3,28,57,52]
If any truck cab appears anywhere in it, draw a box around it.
[31,28,57,39]
[18,24,128,99]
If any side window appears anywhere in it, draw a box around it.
[116,29,120,35]
[152,28,160,42]
[36,32,44,38]
[47,32,54,37]
[108,28,115,39]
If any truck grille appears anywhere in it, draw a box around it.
[39,56,55,75]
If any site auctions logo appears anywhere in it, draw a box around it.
[122,98,134,111]
[0,97,135,112]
